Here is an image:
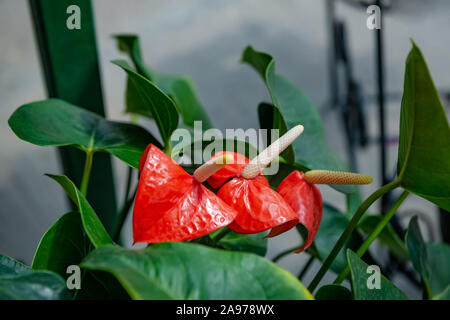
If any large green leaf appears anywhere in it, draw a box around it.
[0,253,70,300]
[112,60,179,146]
[358,215,409,261]
[8,99,159,169]
[47,174,113,249]
[347,250,408,300]
[32,211,86,278]
[314,204,361,273]
[114,35,212,129]
[30,211,129,300]
[81,243,313,300]
[397,41,450,211]
[217,231,268,256]
[242,46,351,193]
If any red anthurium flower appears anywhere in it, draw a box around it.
[217,175,298,234]
[272,169,373,252]
[208,125,305,234]
[207,151,266,189]
[133,144,238,243]
[271,170,323,252]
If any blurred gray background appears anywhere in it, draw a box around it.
[1,0,450,298]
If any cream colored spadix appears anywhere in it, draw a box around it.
[193,153,234,183]
[241,125,304,179]
[304,170,373,185]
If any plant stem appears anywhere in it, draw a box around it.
[298,255,315,281]
[334,190,409,284]
[80,151,94,196]
[272,247,298,263]
[123,167,134,206]
[113,185,137,242]
[307,180,400,292]
[210,227,232,243]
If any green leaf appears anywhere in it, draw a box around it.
[114,34,212,129]
[46,174,113,249]
[314,204,360,273]
[347,250,408,300]
[82,242,313,300]
[258,102,295,163]
[405,216,431,294]
[358,215,409,261]
[112,60,179,146]
[172,135,260,170]
[32,212,86,278]
[426,243,450,300]
[8,99,159,169]
[315,284,352,300]
[217,231,268,256]
[31,211,129,300]
[242,46,351,193]
[397,41,450,211]
[0,253,70,300]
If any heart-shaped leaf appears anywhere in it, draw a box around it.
[8,99,159,169]
[315,284,352,300]
[81,242,313,300]
[0,253,70,300]
[114,34,212,129]
[347,250,408,300]
[112,60,179,146]
[47,174,113,248]
[242,46,351,194]
[397,41,450,211]
[32,211,86,278]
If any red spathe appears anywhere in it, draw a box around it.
[133,144,238,243]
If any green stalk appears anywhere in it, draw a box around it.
[113,185,137,242]
[334,190,409,284]
[80,151,94,196]
[272,247,298,263]
[298,255,315,281]
[308,180,400,292]
[210,227,232,243]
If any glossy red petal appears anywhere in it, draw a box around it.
[218,177,298,234]
[276,170,323,252]
[206,151,251,188]
[133,144,238,243]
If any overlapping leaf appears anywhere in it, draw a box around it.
[114,34,212,129]
[0,254,70,300]
[347,250,408,300]
[8,99,159,168]
[81,242,312,300]
[243,46,351,193]
[47,174,113,249]
[406,217,450,299]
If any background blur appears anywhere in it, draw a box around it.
[1,0,450,299]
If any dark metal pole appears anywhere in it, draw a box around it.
[375,0,388,212]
